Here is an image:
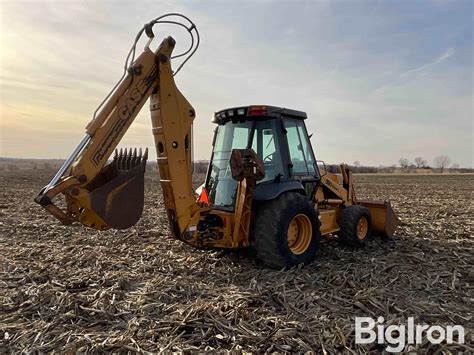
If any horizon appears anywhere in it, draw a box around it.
[1,0,472,168]
[1,155,472,170]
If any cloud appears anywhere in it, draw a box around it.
[400,48,455,78]
[370,0,384,14]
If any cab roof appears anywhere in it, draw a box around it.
[213,105,307,124]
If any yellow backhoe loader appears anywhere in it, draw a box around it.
[35,14,398,269]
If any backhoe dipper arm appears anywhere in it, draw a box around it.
[35,30,199,232]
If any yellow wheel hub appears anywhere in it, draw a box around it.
[287,214,312,255]
[356,216,368,240]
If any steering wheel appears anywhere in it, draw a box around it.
[263,153,273,163]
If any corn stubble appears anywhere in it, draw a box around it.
[0,170,472,353]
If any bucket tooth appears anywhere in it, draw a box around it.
[143,148,148,165]
[122,148,127,169]
[115,149,119,168]
[125,148,130,168]
[112,150,117,167]
[127,148,133,169]
[122,148,128,169]
[118,148,124,169]
[137,148,142,167]
[132,148,138,167]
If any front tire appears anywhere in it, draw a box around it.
[252,192,320,269]
[338,205,372,247]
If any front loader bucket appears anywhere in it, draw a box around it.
[88,148,148,230]
[359,200,399,238]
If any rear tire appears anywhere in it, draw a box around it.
[252,192,320,269]
[338,205,372,247]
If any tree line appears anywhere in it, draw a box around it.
[398,155,463,173]
[1,157,471,174]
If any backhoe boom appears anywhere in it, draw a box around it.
[35,33,198,234]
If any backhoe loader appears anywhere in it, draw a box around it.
[35,14,398,269]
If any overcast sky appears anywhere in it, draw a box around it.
[0,0,472,167]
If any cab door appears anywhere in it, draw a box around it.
[283,119,320,198]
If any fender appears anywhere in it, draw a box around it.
[253,180,306,201]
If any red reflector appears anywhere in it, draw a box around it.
[198,187,209,203]
[248,105,267,116]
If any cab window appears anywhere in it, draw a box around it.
[284,119,317,175]
[207,121,253,207]
[252,120,285,182]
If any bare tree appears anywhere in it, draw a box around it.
[434,155,451,173]
[414,157,427,168]
[399,158,409,171]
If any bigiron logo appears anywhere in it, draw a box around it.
[355,316,465,352]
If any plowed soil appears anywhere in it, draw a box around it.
[1,171,472,352]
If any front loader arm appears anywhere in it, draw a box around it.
[35,28,199,232]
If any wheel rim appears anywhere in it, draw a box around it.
[356,216,368,240]
[287,214,312,255]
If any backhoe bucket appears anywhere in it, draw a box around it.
[88,148,148,230]
[358,200,399,238]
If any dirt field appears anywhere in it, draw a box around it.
[1,170,472,352]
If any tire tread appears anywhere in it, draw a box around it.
[338,205,372,247]
[253,192,320,269]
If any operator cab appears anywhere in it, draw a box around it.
[205,105,320,209]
